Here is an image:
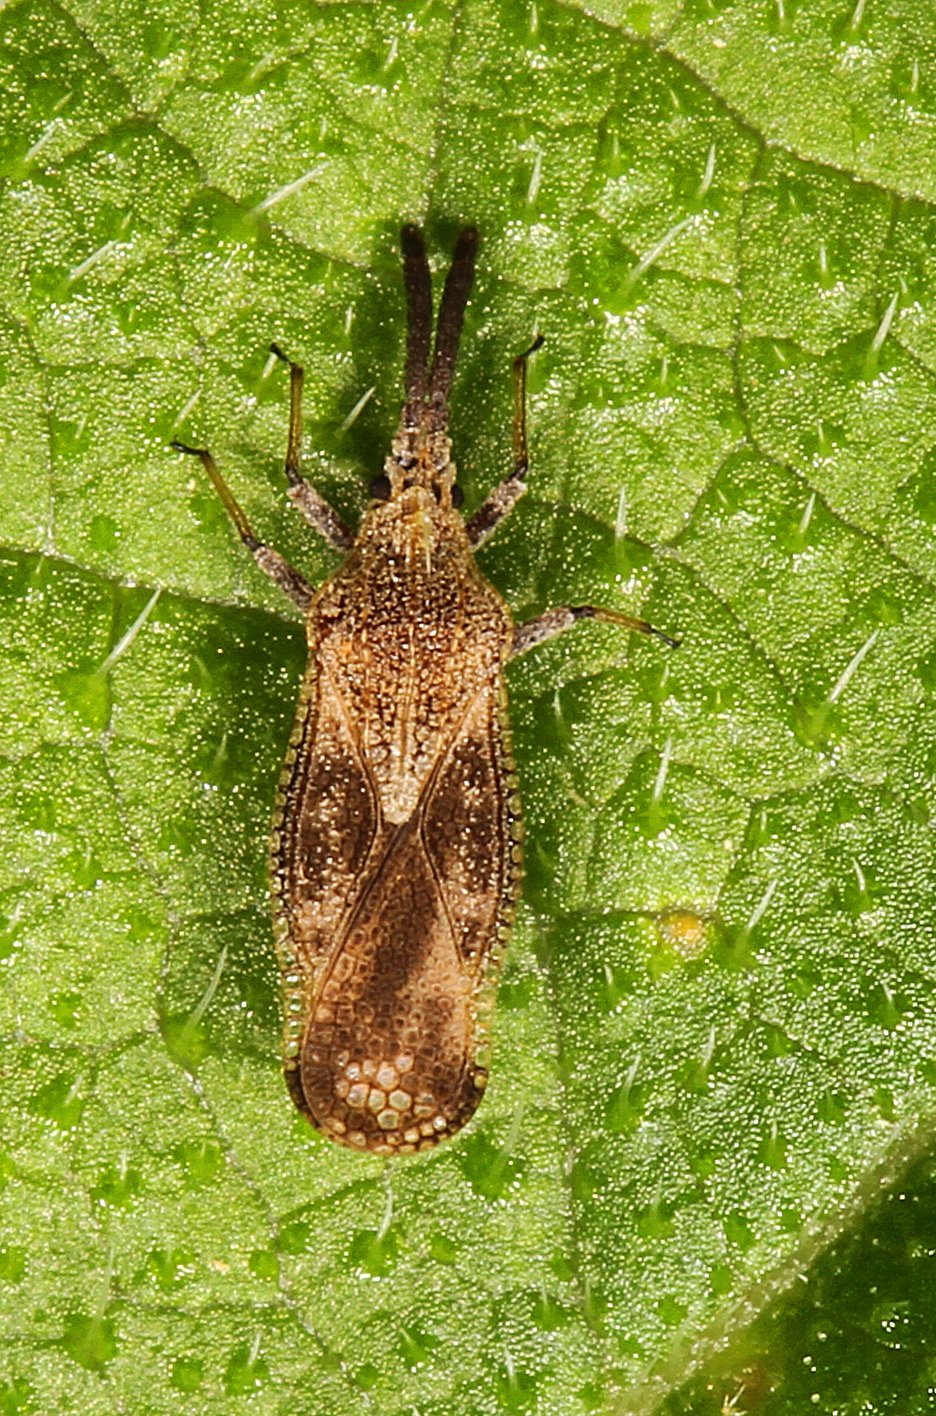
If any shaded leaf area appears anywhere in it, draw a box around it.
[665,1147,936,1416]
[2,0,936,1413]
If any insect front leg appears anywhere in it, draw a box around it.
[268,344,354,553]
[510,604,680,660]
[171,441,314,613]
[464,335,543,549]
[464,333,679,656]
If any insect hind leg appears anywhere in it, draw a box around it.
[510,604,680,660]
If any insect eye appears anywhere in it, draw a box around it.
[369,474,391,501]
[451,484,464,509]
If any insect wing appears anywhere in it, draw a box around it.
[276,668,518,1154]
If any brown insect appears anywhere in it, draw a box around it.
[173,226,676,1154]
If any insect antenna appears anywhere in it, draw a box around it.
[426,226,478,432]
[401,224,432,430]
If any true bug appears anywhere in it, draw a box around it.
[173,227,676,1154]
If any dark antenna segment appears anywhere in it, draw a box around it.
[426,227,478,431]
[401,224,432,427]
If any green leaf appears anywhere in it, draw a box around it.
[2,1,936,1413]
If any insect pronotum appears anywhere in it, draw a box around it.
[173,226,677,1155]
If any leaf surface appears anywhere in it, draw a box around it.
[2,1,936,1413]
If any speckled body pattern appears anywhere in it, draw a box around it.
[174,227,674,1154]
[273,462,522,1153]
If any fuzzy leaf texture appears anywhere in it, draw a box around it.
[2,1,936,1414]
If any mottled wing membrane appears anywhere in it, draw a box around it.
[272,665,520,1154]
[422,686,519,967]
[276,672,379,927]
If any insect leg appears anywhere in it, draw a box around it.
[269,344,354,553]
[171,441,314,612]
[510,604,680,660]
[464,335,543,549]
